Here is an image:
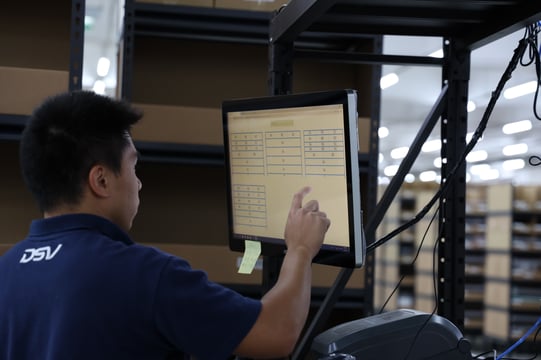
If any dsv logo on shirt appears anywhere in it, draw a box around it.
[19,244,63,263]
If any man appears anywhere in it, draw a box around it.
[0,90,331,359]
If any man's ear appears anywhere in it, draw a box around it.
[88,165,111,198]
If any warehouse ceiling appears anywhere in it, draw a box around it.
[83,0,541,185]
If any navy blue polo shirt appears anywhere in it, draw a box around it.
[0,214,262,360]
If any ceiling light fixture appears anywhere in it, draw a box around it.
[97,57,111,77]
[384,165,399,176]
[419,170,437,182]
[466,132,483,143]
[422,139,441,152]
[405,174,416,183]
[390,146,409,159]
[466,150,488,162]
[502,119,532,134]
[467,100,476,112]
[469,163,491,175]
[378,126,389,138]
[502,159,525,170]
[378,176,390,185]
[92,80,106,95]
[503,81,538,99]
[478,168,500,180]
[502,143,528,156]
[380,73,399,90]
[434,157,442,168]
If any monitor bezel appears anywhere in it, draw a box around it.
[222,89,365,268]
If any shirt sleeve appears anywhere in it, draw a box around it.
[153,255,262,360]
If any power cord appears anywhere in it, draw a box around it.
[368,33,530,254]
[377,203,441,314]
[520,22,541,121]
[373,22,541,360]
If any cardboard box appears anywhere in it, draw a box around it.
[136,0,213,6]
[0,66,68,115]
[485,281,510,308]
[485,253,511,279]
[132,103,223,145]
[483,309,509,339]
[485,215,512,250]
[215,0,288,12]
[487,183,513,212]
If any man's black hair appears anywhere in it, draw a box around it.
[20,90,143,212]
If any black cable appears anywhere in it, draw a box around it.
[377,203,441,314]
[521,22,541,120]
[474,350,496,359]
[368,35,530,255]
[528,155,541,166]
[400,212,443,360]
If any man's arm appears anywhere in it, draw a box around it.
[234,187,330,358]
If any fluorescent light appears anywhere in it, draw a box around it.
[380,73,399,90]
[384,165,399,176]
[502,143,528,156]
[378,126,389,138]
[378,176,390,185]
[379,153,384,163]
[419,170,437,182]
[405,174,416,183]
[470,163,491,175]
[390,146,409,159]
[466,132,483,143]
[422,139,441,152]
[467,100,476,113]
[503,159,525,170]
[502,119,532,134]
[97,57,111,77]
[434,157,442,168]
[466,150,487,163]
[503,81,538,99]
[479,168,499,180]
[92,80,106,95]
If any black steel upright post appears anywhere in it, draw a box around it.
[262,21,294,295]
[363,35,383,317]
[438,37,469,331]
[121,0,135,101]
[69,0,85,91]
[268,42,293,96]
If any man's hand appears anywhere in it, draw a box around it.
[284,186,331,259]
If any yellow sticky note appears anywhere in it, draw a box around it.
[238,240,261,274]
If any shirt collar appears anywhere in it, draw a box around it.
[28,213,134,245]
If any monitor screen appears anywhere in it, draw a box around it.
[222,89,365,268]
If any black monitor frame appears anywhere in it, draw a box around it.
[222,89,365,268]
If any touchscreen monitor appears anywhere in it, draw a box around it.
[222,89,365,268]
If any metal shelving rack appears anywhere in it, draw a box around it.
[120,2,378,320]
[0,0,84,140]
[266,1,541,358]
